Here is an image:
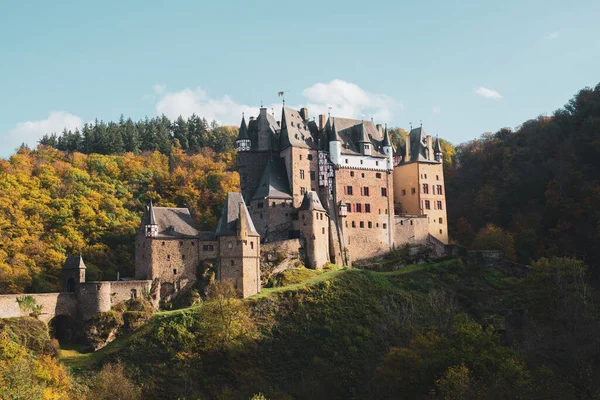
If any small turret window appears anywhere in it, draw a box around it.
[228,242,233,249]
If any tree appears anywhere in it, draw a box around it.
[472,224,516,261]
[89,362,141,400]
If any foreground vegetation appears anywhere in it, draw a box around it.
[43,257,598,399]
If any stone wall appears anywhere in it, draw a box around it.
[77,282,112,321]
[249,198,294,238]
[0,293,77,323]
[218,236,261,298]
[393,215,429,246]
[149,238,199,296]
[299,209,330,269]
[109,280,153,305]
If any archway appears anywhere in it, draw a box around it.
[49,315,80,344]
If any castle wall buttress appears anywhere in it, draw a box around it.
[299,209,330,269]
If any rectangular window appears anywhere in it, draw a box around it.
[424,174,427,179]
[179,241,183,247]
[310,171,316,181]
[381,187,388,197]
[437,201,443,210]
[376,161,379,166]
[257,202,264,209]
[411,188,416,195]
[383,223,387,229]
[356,203,362,213]
[300,154,303,160]
[300,187,306,195]
[308,154,313,160]
[173,269,177,275]
[425,200,431,210]
[167,255,171,260]
[437,185,443,195]
[346,202,352,213]
[182,255,185,260]
[376,172,381,178]
[352,221,356,228]
[345,186,353,195]
[402,189,406,196]
[368,221,372,228]
[436,175,440,180]
[300,169,305,179]
[345,158,349,164]
[361,187,370,196]
[360,221,364,228]
[439,218,443,224]
[423,184,429,194]
[350,171,354,177]
[250,241,254,249]
[365,204,371,213]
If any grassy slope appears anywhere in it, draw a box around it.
[60,260,518,399]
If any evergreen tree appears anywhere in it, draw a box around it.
[173,116,189,150]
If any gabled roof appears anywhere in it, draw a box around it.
[252,157,293,200]
[216,193,259,237]
[279,107,319,150]
[299,191,326,212]
[143,206,200,238]
[324,117,387,158]
[63,255,86,270]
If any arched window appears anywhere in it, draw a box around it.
[66,277,75,293]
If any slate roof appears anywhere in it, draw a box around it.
[279,107,319,150]
[236,115,250,140]
[246,108,280,151]
[401,127,442,164]
[62,255,86,270]
[144,206,201,238]
[325,117,387,158]
[252,157,293,200]
[434,136,442,153]
[216,193,259,237]
[299,191,326,212]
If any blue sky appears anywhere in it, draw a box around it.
[1,0,599,157]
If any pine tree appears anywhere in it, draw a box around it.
[173,116,189,150]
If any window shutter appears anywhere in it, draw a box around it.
[344,186,347,195]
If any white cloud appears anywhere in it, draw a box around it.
[432,106,441,114]
[475,87,503,100]
[6,111,83,153]
[154,79,401,125]
[546,31,559,39]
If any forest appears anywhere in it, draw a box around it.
[446,83,600,276]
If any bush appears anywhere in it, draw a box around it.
[16,295,43,318]
[266,267,322,288]
[88,362,141,400]
[0,317,57,356]
[123,311,152,332]
[84,310,124,350]
[125,298,153,313]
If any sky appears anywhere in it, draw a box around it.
[1,0,599,157]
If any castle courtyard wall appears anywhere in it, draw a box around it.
[109,280,153,305]
[0,293,78,323]
[393,215,429,246]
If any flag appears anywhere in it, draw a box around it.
[278,91,284,97]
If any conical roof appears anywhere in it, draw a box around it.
[383,124,391,147]
[236,115,249,140]
[148,200,157,225]
[328,118,340,142]
[434,136,442,153]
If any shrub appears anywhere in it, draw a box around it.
[88,362,141,400]
[266,267,322,288]
[123,311,152,332]
[125,298,153,313]
[16,296,43,318]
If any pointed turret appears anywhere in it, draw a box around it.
[434,135,443,162]
[235,115,251,152]
[145,200,158,238]
[329,118,342,165]
[382,124,393,170]
[328,118,339,142]
[358,122,372,156]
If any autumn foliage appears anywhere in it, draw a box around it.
[0,146,238,293]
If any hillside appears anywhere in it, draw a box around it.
[0,147,238,293]
[446,83,600,275]
[59,257,599,399]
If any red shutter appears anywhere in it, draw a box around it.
[344,186,347,195]
[360,187,363,196]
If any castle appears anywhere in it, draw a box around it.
[133,106,448,299]
[0,106,449,326]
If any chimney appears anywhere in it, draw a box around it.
[405,132,411,161]
[300,107,309,121]
[277,121,281,127]
[249,116,255,121]
[318,114,327,131]
[259,107,267,117]
[426,135,433,161]
[376,124,383,135]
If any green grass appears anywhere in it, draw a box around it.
[250,268,348,299]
